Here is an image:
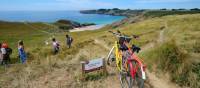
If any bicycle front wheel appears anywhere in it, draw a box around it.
[119,72,133,88]
[128,60,145,88]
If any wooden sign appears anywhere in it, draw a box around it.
[81,58,107,78]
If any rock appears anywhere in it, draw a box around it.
[55,19,96,31]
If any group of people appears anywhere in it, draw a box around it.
[0,34,73,66]
[0,40,26,66]
[52,34,73,54]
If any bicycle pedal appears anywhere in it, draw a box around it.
[111,58,115,62]
[121,71,127,75]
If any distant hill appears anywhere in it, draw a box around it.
[80,8,200,18]
[80,8,144,17]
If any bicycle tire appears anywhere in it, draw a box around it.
[107,47,115,65]
[128,60,145,88]
[119,72,132,88]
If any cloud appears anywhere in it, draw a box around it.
[136,0,196,3]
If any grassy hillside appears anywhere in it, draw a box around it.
[0,14,200,88]
[0,21,61,63]
[139,14,200,87]
[144,10,200,18]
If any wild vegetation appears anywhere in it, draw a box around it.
[0,13,200,88]
[144,10,200,18]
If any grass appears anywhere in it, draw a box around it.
[144,10,200,18]
[139,14,200,87]
[0,14,200,88]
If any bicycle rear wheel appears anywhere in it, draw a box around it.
[119,72,133,88]
[107,47,115,65]
[128,60,145,88]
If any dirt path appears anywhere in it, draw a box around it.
[146,70,180,88]
[158,29,165,43]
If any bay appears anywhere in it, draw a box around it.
[0,11,125,25]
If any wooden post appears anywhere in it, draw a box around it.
[81,61,85,80]
[103,58,108,75]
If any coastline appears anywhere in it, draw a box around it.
[69,25,104,32]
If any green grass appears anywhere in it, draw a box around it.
[0,14,200,88]
[144,10,200,18]
[138,14,200,87]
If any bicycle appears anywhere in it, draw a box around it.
[106,30,146,88]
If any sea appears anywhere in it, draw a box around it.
[0,11,125,25]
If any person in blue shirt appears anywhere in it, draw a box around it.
[18,40,27,64]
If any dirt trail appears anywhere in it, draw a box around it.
[146,70,180,88]
[158,29,165,43]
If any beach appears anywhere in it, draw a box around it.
[70,25,104,32]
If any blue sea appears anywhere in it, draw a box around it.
[0,11,125,25]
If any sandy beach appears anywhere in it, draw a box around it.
[69,25,104,32]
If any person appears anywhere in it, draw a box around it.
[66,34,73,48]
[1,43,12,65]
[52,38,60,54]
[18,40,27,64]
[0,43,3,64]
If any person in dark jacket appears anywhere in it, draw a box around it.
[1,43,12,65]
[66,34,73,48]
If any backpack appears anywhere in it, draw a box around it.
[70,37,73,43]
[56,42,60,46]
[5,47,12,55]
[56,42,60,48]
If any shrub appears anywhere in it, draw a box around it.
[141,40,199,87]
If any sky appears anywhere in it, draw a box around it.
[0,0,200,11]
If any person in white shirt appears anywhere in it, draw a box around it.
[52,38,60,54]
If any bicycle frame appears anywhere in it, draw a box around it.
[107,41,146,80]
[107,41,123,72]
[126,44,146,80]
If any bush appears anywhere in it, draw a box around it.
[141,40,199,87]
[193,40,200,53]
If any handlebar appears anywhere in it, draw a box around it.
[108,30,139,39]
